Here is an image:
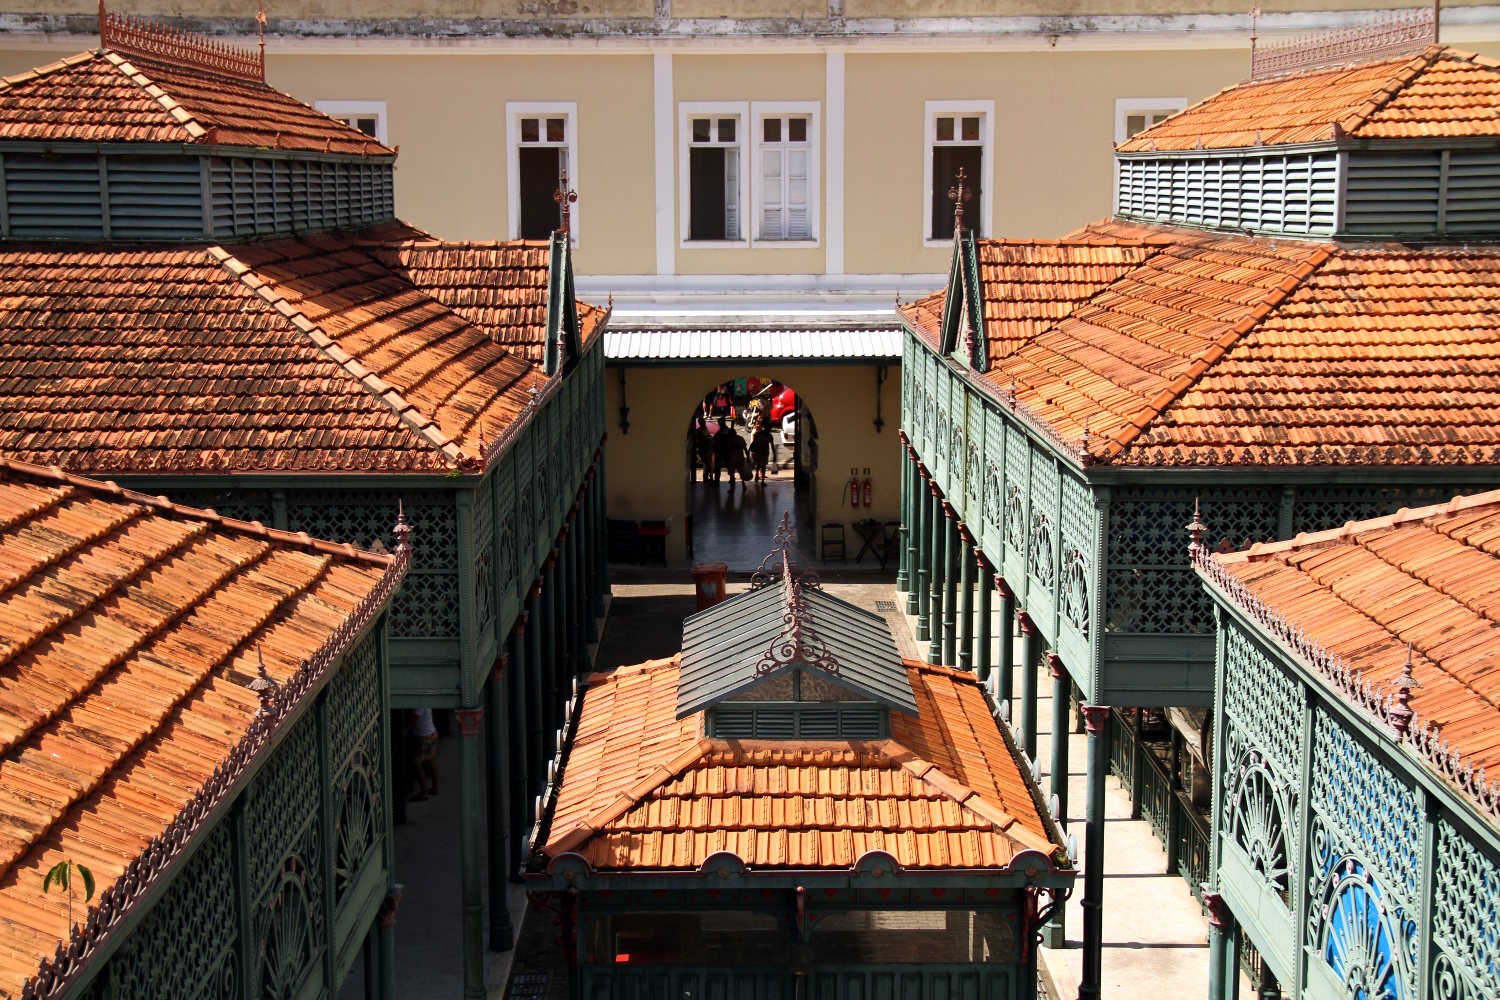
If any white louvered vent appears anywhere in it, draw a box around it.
[1116,152,1338,236]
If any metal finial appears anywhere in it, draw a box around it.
[248,644,278,709]
[1389,642,1421,739]
[393,499,412,553]
[256,0,267,62]
[947,167,973,237]
[554,170,578,237]
[1186,496,1207,557]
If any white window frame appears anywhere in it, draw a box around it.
[750,101,820,248]
[1114,97,1188,147]
[314,100,388,145]
[506,101,581,247]
[922,100,994,249]
[679,101,750,249]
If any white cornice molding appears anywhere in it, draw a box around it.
[6,8,1500,56]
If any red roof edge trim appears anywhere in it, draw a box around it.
[1194,523,1500,827]
[18,511,407,1000]
[99,0,263,83]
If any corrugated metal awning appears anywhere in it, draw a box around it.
[605,325,902,362]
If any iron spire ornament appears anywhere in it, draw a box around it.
[554,170,578,237]
[948,167,972,237]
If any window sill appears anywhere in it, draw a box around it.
[751,239,821,249]
[922,238,963,249]
[680,240,751,250]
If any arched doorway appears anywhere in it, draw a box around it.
[685,377,817,567]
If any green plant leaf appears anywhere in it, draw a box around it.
[78,864,94,903]
[42,861,68,895]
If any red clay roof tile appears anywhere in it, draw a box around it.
[0,458,399,997]
[543,656,1058,872]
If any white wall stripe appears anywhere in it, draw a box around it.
[825,49,845,276]
[653,51,675,276]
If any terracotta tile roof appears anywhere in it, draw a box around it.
[0,226,605,474]
[901,219,1500,467]
[1204,489,1500,815]
[375,240,608,363]
[901,239,1162,363]
[0,50,391,156]
[0,457,401,998]
[542,656,1058,872]
[1118,46,1500,153]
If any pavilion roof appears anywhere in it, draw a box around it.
[0,48,392,157]
[1199,488,1500,824]
[0,457,405,998]
[899,219,1500,468]
[540,654,1060,873]
[0,224,607,475]
[1117,46,1500,153]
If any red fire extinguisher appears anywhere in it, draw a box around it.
[861,468,873,508]
[846,468,861,507]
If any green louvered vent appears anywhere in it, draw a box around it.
[1116,151,1338,236]
[708,705,887,740]
[4,154,105,239]
[106,157,203,239]
[1343,152,1442,234]
[208,155,394,239]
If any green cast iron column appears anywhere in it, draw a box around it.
[563,514,580,673]
[484,665,515,951]
[1044,652,1070,949]
[1018,611,1040,756]
[541,555,560,750]
[927,482,945,663]
[455,707,486,998]
[958,529,975,672]
[572,503,588,665]
[896,439,911,593]
[583,473,599,636]
[525,585,545,806]
[594,451,610,617]
[1204,892,1239,1000]
[997,576,1015,705]
[554,530,573,689]
[975,553,993,683]
[941,502,958,666]
[507,618,530,878]
[1079,704,1110,1000]
[913,461,930,623]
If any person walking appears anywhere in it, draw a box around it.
[410,707,439,800]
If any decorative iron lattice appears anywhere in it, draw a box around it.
[256,846,323,1000]
[1005,425,1028,514]
[1223,627,1303,787]
[389,571,461,639]
[326,630,379,767]
[474,545,495,640]
[1305,837,1418,1000]
[1251,4,1436,81]
[158,488,274,527]
[984,463,1003,529]
[936,407,949,477]
[1028,511,1056,592]
[967,443,983,508]
[286,490,455,572]
[1106,489,1278,633]
[518,484,536,564]
[1310,709,1422,907]
[1058,473,1094,636]
[108,823,238,1000]
[1059,549,1090,637]
[1005,486,1026,555]
[1291,485,1470,535]
[924,394,935,452]
[951,424,966,493]
[334,740,381,915]
[472,487,494,559]
[1225,744,1292,903]
[1431,819,1500,1000]
[247,711,321,889]
[497,515,518,601]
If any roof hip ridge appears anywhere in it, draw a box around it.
[204,244,469,469]
[1336,45,1443,138]
[893,750,1055,855]
[100,49,208,142]
[1105,243,1337,460]
[547,736,715,856]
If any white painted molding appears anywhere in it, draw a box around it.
[653,51,674,276]
[313,99,388,144]
[825,50,845,276]
[1113,96,1189,147]
[504,100,580,246]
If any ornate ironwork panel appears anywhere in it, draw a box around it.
[936,405,949,482]
[983,407,1004,539]
[471,487,496,642]
[286,489,459,640]
[1027,455,1058,594]
[1004,426,1028,557]
[1058,473,1093,638]
[158,488,274,527]
[1105,489,1278,634]
[246,712,321,890]
[1304,707,1421,999]
[109,823,239,1000]
[1290,485,1470,535]
[1431,818,1500,1000]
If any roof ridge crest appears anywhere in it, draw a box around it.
[0,51,97,94]
[1337,46,1442,137]
[100,50,208,142]
[896,750,1055,855]
[1107,243,1336,460]
[548,736,714,855]
[205,245,469,469]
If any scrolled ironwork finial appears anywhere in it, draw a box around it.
[947,167,973,237]
[393,499,412,554]
[554,170,579,237]
[1186,496,1207,558]
[1389,642,1421,739]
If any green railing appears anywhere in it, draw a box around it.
[1108,709,1212,902]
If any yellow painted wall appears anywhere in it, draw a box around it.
[605,363,901,561]
[672,53,827,275]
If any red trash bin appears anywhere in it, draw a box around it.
[692,562,729,610]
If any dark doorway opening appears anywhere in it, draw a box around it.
[519,146,563,239]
